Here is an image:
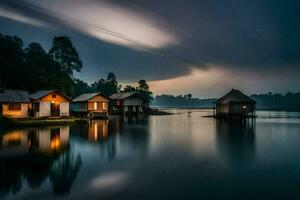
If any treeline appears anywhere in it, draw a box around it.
[151,94,216,108]
[252,92,300,111]
[0,33,152,100]
[152,92,300,110]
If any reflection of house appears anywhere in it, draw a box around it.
[214,89,256,118]
[1,130,29,157]
[87,120,109,142]
[29,90,72,118]
[0,126,80,198]
[0,126,70,158]
[215,120,255,167]
[71,93,110,118]
[31,126,70,155]
[0,90,30,118]
[110,92,149,114]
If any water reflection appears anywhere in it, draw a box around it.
[0,126,81,198]
[215,119,256,167]
[71,116,150,160]
[71,120,108,143]
[0,116,150,198]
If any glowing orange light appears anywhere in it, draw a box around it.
[50,135,60,150]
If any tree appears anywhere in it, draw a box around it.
[72,79,92,97]
[24,42,74,94]
[138,80,150,91]
[0,34,79,96]
[137,80,153,101]
[123,85,136,92]
[0,34,25,89]
[91,73,120,96]
[49,36,82,76]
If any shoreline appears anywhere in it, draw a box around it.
[0,117,89,127]
[0,109,172,127]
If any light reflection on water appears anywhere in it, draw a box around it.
[1,109,300,199]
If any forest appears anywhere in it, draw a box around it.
[0,33,152,100]
[152,92,300,111]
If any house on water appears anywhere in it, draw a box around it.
[0,90,30,118]
[71,92,110,118]
[29,90,72,118]
[214,89,256,118]
[110,92,149,114]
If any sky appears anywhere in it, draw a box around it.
[0,0,299,98]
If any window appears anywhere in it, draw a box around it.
[8,103,21,111]
[52,94,56,98]
[242,105,247,109]
[116,100,121,106]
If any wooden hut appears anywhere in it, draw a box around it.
[29,90,72,118]
[214,89,256,118]
[110,92,149,114]
[71,92,110,118]
[0,90,30,118]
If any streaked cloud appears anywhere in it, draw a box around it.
[5,0,179,50]
[0,7,44,27]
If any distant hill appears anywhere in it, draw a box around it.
[151,92,300,111]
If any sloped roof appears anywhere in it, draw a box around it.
[110,92,147,101]
[73,92,110,102]
[29,90,72,101]
[0,90,30,103]
[216,89,256,104]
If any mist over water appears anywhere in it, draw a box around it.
[1,109,300,199]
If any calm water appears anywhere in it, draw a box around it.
[1,109,300,199]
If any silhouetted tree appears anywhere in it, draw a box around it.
[138,80,149,91]
[91,72,120,96]
[72,78,92,97]
[0,34,25,89]
[137,80,153,101]
[49,36,82,76]
[123,85,136,92]
[49,150,82,196]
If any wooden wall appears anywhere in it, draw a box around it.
[2,103,29,118]
[87,101,108,111]
[89,95,109,102]
[217,102,255,114]
[123,97,144,106]
[37,92,69,103]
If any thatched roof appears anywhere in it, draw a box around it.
[30,90,72,101]
[216,89,256,104]
[73,92,110,102]
[110,92,147,101]
[0,90,30,103]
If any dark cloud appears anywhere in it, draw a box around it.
[0,0,299,94]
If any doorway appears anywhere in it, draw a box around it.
[51,103,60,117]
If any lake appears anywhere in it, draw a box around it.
[1,109,300,199]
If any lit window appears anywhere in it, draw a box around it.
[8,103,21,111]
[242,105,247,109]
